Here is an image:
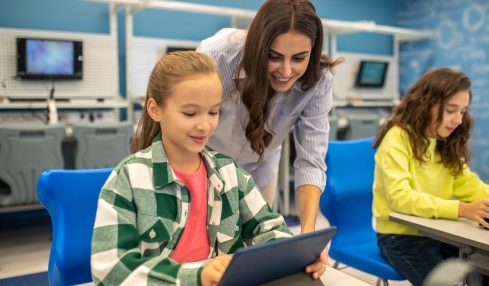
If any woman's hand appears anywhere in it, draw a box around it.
[458,198,489,228]
[305,249,328,280]
[201,255,232,286]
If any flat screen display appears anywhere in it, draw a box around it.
[354,60,388,88]
[17,37,83,80]
[165,46,195,54]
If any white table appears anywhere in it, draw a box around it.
[389,212,489,275]
[262,266,372,286]
[321,267,372,286]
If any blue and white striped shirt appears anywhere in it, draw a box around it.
[197,28,333,191]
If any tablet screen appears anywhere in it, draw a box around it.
[218,227,336,286]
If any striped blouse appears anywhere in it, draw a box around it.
[197,28,333,191]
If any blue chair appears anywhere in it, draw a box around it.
[37,168,112,286]
[319,137,405,286]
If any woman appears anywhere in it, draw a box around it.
[197,0,342,233]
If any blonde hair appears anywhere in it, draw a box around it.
[130,51,220,153]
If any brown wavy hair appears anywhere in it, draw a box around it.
[373,67,473,175]
[237,0,342,160]
[130,51,219,153]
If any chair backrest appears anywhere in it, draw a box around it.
[320,137,376,241]
[72,122,133,169]
[37,168,112,286]
[345,114,379,139]
[0,123,64,206]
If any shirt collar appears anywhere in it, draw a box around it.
[150,132,173,189]
[150,132,225,192]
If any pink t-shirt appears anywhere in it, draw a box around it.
[171,160,210,263]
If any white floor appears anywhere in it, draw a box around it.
[0,212,411,286]
[0,220,51,279]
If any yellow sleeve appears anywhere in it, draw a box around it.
[375,127,459,219]
[453,166,489,201]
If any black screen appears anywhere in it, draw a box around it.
[355,60,388,88]
[17,37,83,80]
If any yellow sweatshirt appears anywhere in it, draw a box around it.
[373,126,489,235]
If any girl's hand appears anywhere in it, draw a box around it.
[201,255,232,286]
[458,198,489,228]
[305,249,328,280]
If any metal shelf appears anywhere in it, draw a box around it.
[0,99,129,110]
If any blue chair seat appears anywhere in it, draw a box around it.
[320,137,405,285]
[329,237,404,280]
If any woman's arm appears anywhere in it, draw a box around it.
[292,72,333,232]
[297,184,320,233]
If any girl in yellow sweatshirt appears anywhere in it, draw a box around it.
[372,68,489,286]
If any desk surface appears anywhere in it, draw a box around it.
[389,212,489,252]
[78,266,372,286]
[321,267,372,286]
[262,266,372,286]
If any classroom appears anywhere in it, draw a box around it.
[1,0,488,285]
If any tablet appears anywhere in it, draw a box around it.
[218,226,337,286]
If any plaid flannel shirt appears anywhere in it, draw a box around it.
[91,133,292,286]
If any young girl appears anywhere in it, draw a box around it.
[372,68,489,286]
[91,51,325,286]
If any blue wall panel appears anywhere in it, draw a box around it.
[0,0,110,34]
[398,0,489,180]
[0,0,399,108]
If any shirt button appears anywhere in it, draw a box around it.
[235,226,239,231]
[149,229,156,239]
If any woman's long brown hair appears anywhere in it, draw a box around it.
[237,0,342,160]
[373,68,473,175]
[130,51,219,153]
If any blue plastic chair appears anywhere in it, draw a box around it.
[37,168,112,286]
[319,137,405,286]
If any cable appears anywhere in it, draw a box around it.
[46,80,58,125]
[1,77,10,101]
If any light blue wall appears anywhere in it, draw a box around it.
[0,0,110,33]
[0,0,398,100]
[398,0,489,181]
[131,0,398,55]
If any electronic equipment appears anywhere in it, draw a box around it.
[354,60,388,88]
[16,37,83,80]
[165,46,195,54]
[218,227,336,286]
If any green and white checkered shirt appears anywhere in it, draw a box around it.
[91,133,292,286]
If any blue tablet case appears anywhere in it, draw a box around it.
[218,226,337,286]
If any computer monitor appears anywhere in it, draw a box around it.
[16,37,83,80]
[165,46,195,54]
[354,60,388,88]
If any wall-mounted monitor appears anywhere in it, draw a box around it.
[165,46,195,54]
[354,60,388,88]
[16,37,83,80]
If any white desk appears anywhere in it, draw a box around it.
[262,266,372,286]
[389,212,489,275]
